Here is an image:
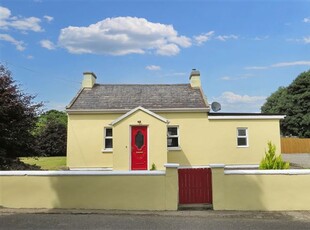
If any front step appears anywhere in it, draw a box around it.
[178,203,213,210]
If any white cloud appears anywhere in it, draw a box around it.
[244,66,268,70]
[146,65,161,71]
[193,32,238,45]
[220,76,232,81]
[193,31,214,45]
[156,43,180,56]
[44,15,54,23]
[9,17,42,32]
[26,55,34,59]
[58,17,191,56]
[303,17,310,23]
[254,35,269,41]
[213,91,266,112]
[0,6,42,32]
[40,39,56,50]
[219,74,255,81]
[0,33,25,51]
[216,34,238,41]
[303,36,310,43]
[287,36,310,44]
[271,61,310,67]
[245,60,310,70]
[0,6,11,20]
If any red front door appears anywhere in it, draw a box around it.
[131,126,148,170]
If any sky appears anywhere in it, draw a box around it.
[0,0,310,112]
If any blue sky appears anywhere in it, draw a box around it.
[1,0,309,112]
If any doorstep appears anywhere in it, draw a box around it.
[178,203,213,211]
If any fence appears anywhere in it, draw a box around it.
[281,137,310,153]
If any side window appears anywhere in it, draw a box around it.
[167,126,179,148]
[237,128,248,147]
[104,127,113,150]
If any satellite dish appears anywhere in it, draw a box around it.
[211,102,221,112]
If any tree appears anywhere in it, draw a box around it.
[261,70,310,137]
[33,110,67,156]
[0,64,42,159]
[33,110,67,135]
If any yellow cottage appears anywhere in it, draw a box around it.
[66,70,284,170]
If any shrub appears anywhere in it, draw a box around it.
[150,163,157,170]
[0,157,41,170]
[259,141,290,169]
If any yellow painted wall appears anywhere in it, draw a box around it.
[67,114,117,168]
[113,110,167,170]
[67,111,282,169]
[212,167,310,210]
[0,171,178,210]
[159,112,281,166]
[67,110,167,170]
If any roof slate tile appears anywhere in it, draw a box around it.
[67,84,208,110]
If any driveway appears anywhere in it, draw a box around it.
[282,153,310,168]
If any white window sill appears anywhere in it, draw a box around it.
[237,146,249,148]
[168,147,182,151]
[102,149,113,153]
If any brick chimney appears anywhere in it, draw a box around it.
[82,72,97,88]
[189,69,201,88]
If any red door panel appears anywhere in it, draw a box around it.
[131,126,147,170]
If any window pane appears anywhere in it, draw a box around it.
[105,139,113,148]
[135,131,144,149]
[238,137,247,146]
[106,128,112,137]
[168,137,178,147]
[168,127,177,136]
[238,129,246,136]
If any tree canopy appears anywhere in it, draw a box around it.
[33,110,67,156]
[261,70,310,137]
[33,110,67,135]
[0,64,42,158]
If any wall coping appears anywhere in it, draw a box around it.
[164,163,180,168]
[225,164,259,169]
[178,165,211,169]
[209,164,225,168]
[0,170,166,176]
[225,169,310,175]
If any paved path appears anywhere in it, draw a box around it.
[282,153,310,168]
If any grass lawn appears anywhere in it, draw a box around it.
[20,157,67,170]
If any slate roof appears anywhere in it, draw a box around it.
[67,84,209,111]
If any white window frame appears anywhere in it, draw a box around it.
[103,127,113,152]
[237,127,249,148]
[167,126,181,150]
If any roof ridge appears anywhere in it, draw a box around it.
[94,83,190,86]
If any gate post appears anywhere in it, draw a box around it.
[164,163,179,210]
[210,164,225,210]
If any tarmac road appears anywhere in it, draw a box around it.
[1,209,309,230]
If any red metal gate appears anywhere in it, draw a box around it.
[178,168,212,204]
